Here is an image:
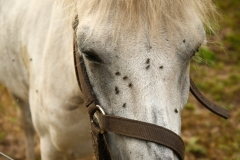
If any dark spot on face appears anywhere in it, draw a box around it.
[12,59,15,62]
[146,58,150,64]
[183,39,186,43]
[148,46,152,50]
[122,103,126,108]
[159,66,163,69]
[146,65,150,70]
[123,76,128,80]
[30,58,32,61]
[166,39,169,41]
[174,109,178,113]
[128,83,133,88]
[36,90,38,93]
[115,87,120,94]
[115,72,120,76]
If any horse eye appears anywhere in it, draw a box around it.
[81,50,102,63]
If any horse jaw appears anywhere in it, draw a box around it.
[77,16,205,159]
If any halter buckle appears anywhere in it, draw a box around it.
[96,105,106,115]
[90,105,106,134]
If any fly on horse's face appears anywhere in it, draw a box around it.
[76,13,206,159]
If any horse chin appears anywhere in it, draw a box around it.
[106,133,179,160]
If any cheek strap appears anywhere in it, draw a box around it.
[190,78,229,119]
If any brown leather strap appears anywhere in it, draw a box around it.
[73,18,105,159]
[99,114,185,160]
[91,122,102,160]
[91,121,112,160]
[73,29,99,107]
[73,33,82,91]
[190,78,229,119]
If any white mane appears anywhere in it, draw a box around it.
[57,0,218,37]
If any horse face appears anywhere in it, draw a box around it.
[76,15,206,159]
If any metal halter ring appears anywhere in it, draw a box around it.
[90,105,106,134]
[96,105,106,115]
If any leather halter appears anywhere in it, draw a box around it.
[72,16,229,160]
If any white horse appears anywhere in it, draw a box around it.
[0,0,217,159]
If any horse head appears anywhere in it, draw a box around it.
[73,0,216,159]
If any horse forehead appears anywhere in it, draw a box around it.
[117,24,205,52]
[81,27,203,49]
[78,20,205,60]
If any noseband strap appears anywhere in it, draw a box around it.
[72,15,229,160]
[99,114,185,159]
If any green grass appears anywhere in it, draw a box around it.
[193,45,216,66]
[0,132,6,142]
[186,137,207,156]
[186,0,240,159]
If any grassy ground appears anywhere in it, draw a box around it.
[183,0,240,159]
[0,0,239,159]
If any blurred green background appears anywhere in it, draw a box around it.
[183,0,240,159]
[0,0,240,160]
